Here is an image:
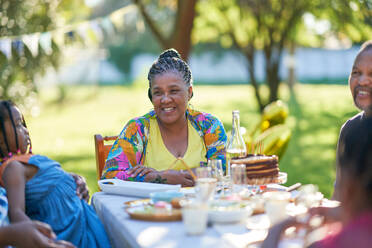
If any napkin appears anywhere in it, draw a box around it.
[98,179,181,198]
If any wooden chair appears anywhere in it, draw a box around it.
[94,134,118,180]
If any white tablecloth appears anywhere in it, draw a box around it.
[92,192,302,248]
[92,192,228,248]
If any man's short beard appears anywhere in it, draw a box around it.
[366,104,372,116]
[355,98,372,116]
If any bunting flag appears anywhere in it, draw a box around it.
[0,4,136,60]
[100,17,115,37]
[0,39,11,59]
[91,20,104,43]
[12,40,24,55]
[76,22,90,45]
[23,33,39,57]
[39,32,52,55]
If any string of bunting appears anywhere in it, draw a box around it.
[0,4,137,60]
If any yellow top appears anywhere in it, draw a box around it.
[144,118,207,171]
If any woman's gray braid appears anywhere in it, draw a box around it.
[147,49,192,101]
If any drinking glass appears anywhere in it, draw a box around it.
[181,200,208,235]
[231,163,247,194]
[208,159,224,179]
[195,167,217,202]
[207,159,224,192]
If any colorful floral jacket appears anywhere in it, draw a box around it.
[101,109,227,181]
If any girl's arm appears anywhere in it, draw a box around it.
[2,160,32,223]
[0,221,75,248]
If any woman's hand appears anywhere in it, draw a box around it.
[128,165,156,178]
[161,170,195,187]
[70,173,89,202]
[2,221,75,248]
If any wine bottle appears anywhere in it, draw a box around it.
[226,110,247,177]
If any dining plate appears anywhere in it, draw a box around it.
[125,205,182,222]
[98,179,181,198]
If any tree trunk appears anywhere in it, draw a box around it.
[264,45,282,104]
[267,63,280,102]
[243,50,265,112]
[133,0,197,61]
[170,0,197,60]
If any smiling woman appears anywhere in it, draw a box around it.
[101,49,227,187]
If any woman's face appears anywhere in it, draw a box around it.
[349,49,372,115]
[151,71,192,126]
[0,106,30,155]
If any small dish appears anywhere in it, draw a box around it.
[208,200,253,223]
[150,190,184,203]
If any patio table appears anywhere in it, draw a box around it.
[92,192,226,248]
[92,192,302,248]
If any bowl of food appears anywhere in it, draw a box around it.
[150,190,184,203]
[208,200,253,223]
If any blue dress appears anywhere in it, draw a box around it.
[25,155,111,248]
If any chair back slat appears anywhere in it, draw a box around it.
[94,134,117,180]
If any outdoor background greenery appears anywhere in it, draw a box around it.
[26,83,357,198]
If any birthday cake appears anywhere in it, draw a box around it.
[230,154,279,179]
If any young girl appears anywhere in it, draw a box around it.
[0,100,110,248]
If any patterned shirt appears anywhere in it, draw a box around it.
[0,187,8,226]
[101,108,227,181]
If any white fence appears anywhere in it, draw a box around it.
[39,46,360,86]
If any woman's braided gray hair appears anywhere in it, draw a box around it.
[147,49,193,101]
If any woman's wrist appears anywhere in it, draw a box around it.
[144,171,161,181]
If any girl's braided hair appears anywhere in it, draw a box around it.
[147,48,193,101]
[338,117,372,196]
[0,100,30,160]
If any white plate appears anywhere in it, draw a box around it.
[98,179,181,198]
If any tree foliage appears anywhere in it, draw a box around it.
[0,0,89,107]
[195,0,372,111]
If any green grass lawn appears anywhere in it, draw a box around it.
[26,84,358,198]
